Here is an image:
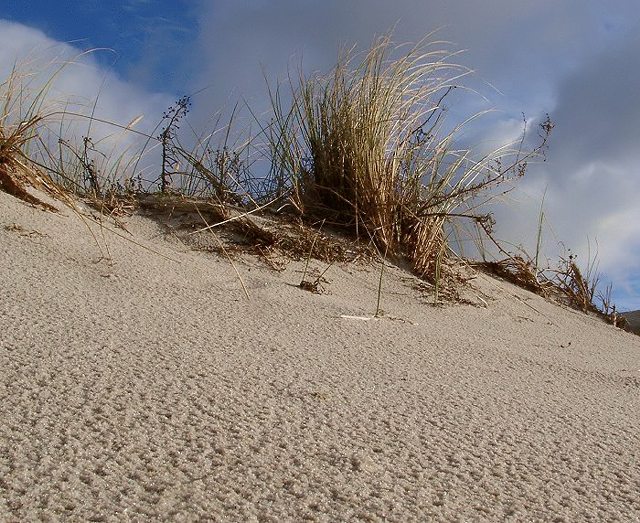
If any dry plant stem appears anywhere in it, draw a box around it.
[300,232,318,285]
[434,242,446,304]
[301,219,325,285]
[187,195,282,236]
[375,245,388,318]
[95,213,114,265]
[312,262,334,288]
[194,207,250,300]
[534,187,547,275]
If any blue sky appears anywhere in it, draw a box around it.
[4,0,197,89]
[2,1,639,310]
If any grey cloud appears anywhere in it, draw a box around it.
[489,22,640,309]
[192,1,634,110]
[188,1,640,307]
[549,27,640,171]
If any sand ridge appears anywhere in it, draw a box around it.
[1,191,639,521]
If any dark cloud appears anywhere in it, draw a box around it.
[550,27,640,170]
[192,1,635,108]
[188,1,640,308]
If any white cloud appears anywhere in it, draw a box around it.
[0,19,173,185]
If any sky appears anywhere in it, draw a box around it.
[2,0,639,310]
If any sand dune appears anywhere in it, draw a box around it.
[1,191,639,521]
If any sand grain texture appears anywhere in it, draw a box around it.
[1,191,639,521]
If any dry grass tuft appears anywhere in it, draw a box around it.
[0,162,56,212]
[479,248,628,330]
[134,192,373,269]
[0,61,100,212]
[0,94,58,211]
[479,256,549,296]
[261,35,551,287]
[552,254,599,313]
[3,40,630,322]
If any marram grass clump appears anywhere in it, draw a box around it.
[261,35,551,283]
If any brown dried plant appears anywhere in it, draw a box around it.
[261,34,552,285]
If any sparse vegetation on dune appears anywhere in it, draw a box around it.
[0,35,631,328]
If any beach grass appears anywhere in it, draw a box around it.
[258,35,553,285]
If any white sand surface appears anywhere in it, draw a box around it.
[1,191,639,521]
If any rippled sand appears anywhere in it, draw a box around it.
[1,191,639,521]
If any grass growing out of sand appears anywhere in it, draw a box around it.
[0,35,627,326]
[0,63,61,210]
[259,36,552,284]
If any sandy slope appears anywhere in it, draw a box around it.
[1,191,639,522]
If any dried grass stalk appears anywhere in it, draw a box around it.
[262,34,551,284]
